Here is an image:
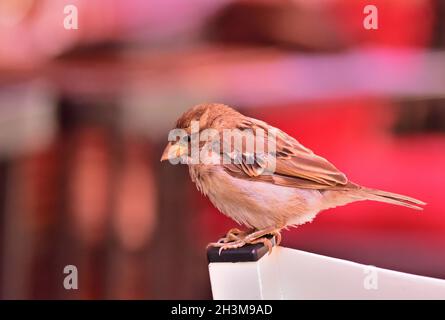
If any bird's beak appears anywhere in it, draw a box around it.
[160,142,188,162]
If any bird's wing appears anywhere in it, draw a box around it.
[222,118,349,190]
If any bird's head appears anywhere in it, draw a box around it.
[160,103,241,163]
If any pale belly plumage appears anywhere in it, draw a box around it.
[189,165,326,230]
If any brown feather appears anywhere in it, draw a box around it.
[222,117,349,190]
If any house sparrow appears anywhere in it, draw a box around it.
[161,103,425,254]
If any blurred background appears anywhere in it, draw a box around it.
[0,0,444,299]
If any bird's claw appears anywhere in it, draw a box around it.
[207,227,282,255]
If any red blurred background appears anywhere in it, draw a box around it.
[0,0,444,299]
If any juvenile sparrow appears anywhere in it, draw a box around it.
[161,103,425,253]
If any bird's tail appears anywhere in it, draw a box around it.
[360,187,426,210]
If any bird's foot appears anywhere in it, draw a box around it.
[212,227,253,244]
[211,235,275,256]
[207,227,282,255]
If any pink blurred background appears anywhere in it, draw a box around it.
[0,0,444,299]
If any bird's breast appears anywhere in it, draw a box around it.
[188,165,322,229]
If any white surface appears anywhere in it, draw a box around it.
[208,246,445,300]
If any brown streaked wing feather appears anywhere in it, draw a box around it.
[223,117,349,190]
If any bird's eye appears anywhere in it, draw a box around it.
[183,135,191,143]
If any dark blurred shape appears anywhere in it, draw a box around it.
[394,99,445,134]
[432,0,445,48]
[57,95,119,131]
[207,2,348,51]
